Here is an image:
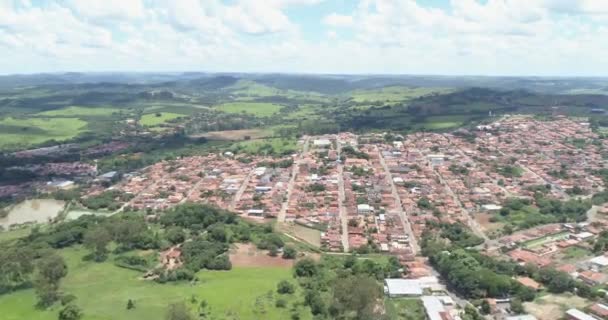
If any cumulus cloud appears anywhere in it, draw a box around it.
[323,13,354,27]
[0,0,607,76]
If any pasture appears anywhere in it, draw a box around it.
[0,247,311,320]
[231,138,298,156]
[216,102,283,117]
[0,117,87,150]
[37,106,121,117]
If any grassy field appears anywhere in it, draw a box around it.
[385,298,425,320]
[0,117,87,149]
[419,115,469,130]
[0,247,311,320]
[140,112,185,126]
[523,232,569,249]
[349,86,452,103]
[37,106,121,117]
[217,102,283,117]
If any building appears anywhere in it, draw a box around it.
[506,315,538,320]
[384,276,443,297]
[313,139,331,148]
[421,296,453,320]
[566,309,599,320]
[589,303,608,319]
[357,204,374,215]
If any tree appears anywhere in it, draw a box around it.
[268,245,279,257]
[58,304,83,320]
[165,302,194,320]
[83,226,111,262]
[330,275,382,320]
[294,258,318,277]
[277,280,295,294]
[282,246,297,259]
[510,298,525,314]
[35,254,68,308]
[127,299,135,310]
[481,299,491,314]
[166,227,186,245]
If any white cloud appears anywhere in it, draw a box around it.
[322,13,354,27]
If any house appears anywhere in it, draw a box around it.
[566,309,599,320]
[506,315,538,320]
[578,270,608,286]
[589,303,608,319]
[516,277,542,291]
[313,139,331,148]
[589,255,608,271]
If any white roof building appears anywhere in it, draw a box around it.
[566,309,599,320]
[506,315,537,320]
[590,256,608,267]
[384,279,423,297]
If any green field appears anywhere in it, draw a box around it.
[217,102,283,117]
[385,298,425,320]
[0,117,87,149]
[420,115,469,130]
[0,247,310,320]
[140,112,185,126]
[37,106,121,117]
[349,86,452,103]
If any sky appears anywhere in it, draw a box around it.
[0,0,607,76]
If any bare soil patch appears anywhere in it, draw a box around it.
[476,212,504,233]
[229,243,294,268]
[524,294,589,320]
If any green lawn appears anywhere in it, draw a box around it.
[0,247,310,320]
[216,102,283,117]
[37,106,121,117]
[140,112,186,126]
[562,246,592,260]
[385,298,425,320]
[0,117,87,150]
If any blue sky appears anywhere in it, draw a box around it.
[1,0,607,76]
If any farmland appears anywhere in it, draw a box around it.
[38,106,122,117]
[349,86,452,103]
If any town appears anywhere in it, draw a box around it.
[28,115,603,320]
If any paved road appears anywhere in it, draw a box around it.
[278,137,310,223]
[229,170,254,211]
[336,140,350,252]
[377,146,419,254]
[432,166,490,242]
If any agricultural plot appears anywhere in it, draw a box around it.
[216,102,283,117]
[0,247,311,320]
[0,117,87,150]
[419,115,470,130]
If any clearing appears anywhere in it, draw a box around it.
[384,298,425,320]
[524,293,589,320]
[216,102,283,117]
[231,138,297,155]
[0,247,311,320]
[229,243,294,268]
[140,112,186,126]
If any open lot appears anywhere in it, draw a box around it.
[385,298,425,320]
[231,138,297,155]
[229,243,294,268]
[524,294,589,320]
[0,247,311,320]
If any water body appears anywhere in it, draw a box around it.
[0,199,65,228]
